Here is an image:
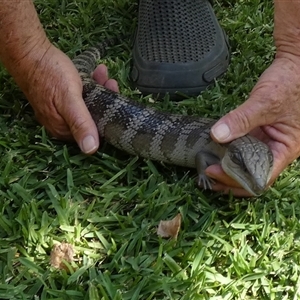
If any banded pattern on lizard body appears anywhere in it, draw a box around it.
[72,40,273,195]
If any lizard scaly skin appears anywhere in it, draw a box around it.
[72,40,273,196]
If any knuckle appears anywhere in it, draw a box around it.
[68,115,89,136]
[228,109,252,132]
[35,111,72,140]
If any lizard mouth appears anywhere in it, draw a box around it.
[221,135,273,196]
[221,156,262,196]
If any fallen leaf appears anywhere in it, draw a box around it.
[157,213,181,240]
[50,242,74,270]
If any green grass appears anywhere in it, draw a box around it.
[1,0,300,299]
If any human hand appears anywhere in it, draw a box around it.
[0,1,120,154]
[14,43,119,154]
[205,56,300,196]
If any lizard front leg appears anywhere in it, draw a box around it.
[195,151,220,190]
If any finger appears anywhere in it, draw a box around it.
[263,140,289,186]
[211,98,269,143]
[93,64,109,85]
[205,155,279,197]
[205,164,242,188]
[93,64,120,92]
[35,110,73,141]
[60,91,99,154]
[104,79,119,93]
[210,182,253,197]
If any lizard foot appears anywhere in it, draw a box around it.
[197,174,215,190]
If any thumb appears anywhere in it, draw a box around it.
[211,96,268,143]
[62,93,99,154]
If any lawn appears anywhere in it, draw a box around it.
[1,0,300,299]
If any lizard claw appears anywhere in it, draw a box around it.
[197,174,215,190]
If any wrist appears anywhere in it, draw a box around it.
[0,0,53,92]
[274,1,300,57]
[2,35,54,97]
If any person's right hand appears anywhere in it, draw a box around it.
[0,1,121,154]
[12,43,119,154]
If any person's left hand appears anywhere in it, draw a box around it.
[205,54,300,197]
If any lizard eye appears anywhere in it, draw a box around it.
[230,151,248,173]
[230,151,241,164]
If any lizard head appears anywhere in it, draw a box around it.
[221,135,273,196]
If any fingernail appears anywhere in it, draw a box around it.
[211,123,231,141]
[81,135,97,153]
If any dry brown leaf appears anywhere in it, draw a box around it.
[157,213,181,240]
[50,242,74,270]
